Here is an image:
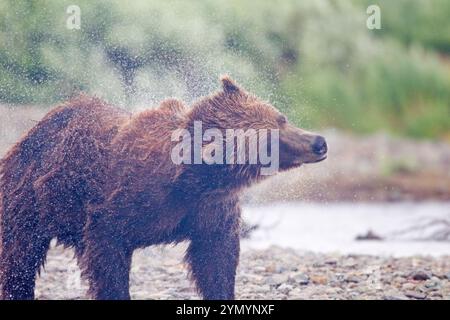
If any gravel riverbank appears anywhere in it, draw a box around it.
[35,244,450,300]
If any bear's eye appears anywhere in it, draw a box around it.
[277,115,288,125]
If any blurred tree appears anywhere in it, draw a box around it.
[0,0,449,139]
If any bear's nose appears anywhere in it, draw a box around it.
[312,136,327,156]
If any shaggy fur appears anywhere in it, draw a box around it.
[0,76,326,300]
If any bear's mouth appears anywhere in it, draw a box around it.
[280,153,327,170]
[304,154,327,164]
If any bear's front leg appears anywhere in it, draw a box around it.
[185,209,240,300]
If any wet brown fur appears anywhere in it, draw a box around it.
[0,76,322,300]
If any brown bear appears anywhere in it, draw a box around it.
[0,76,327,300]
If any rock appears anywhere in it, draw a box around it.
[405,291,427,300]
[253,266,266,273]
[393,276,406,284]
[275,266,288,273]
[324,259,338,266]
[265,265,276,273]
[240,274,264,285]
[430,276,441,282]
[342,258,358,268]
[266,274,289,286]
[355,230,383,241]
[289,273,310,285]
[348,290,362,298]
[253,285,271,293]
[384,294,408,300]
[409,270,431,281]
[333,273,346,282]
[149,293,171,299]
[402,283,416,291]
[289,295,306,300]
[393,271,407,278]
[325,287,340,295]
[277,283,293,294]
[313,262,325,268]
[429,291,443,298]
[310,275,328,285]
[424,280,440,289]
[288,287,307,299]
[345,275,361,283]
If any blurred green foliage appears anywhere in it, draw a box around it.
[0,0,449,139]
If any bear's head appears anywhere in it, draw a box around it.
[174,76,327,186]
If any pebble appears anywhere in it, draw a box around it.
[266,274,289,286]
[310,275,328,285]
[384,294,408,300]
[290,273,310,285]
[393,276,406,284]
[313,262,325,268]
[343,258,358,268]
[275,266,288,273]
[410,270,431,281]
[345,275,361,283]
[402,283,416,291]
[277,283,293,294]
[429,291,443,298]
[324,259,338,266]
[253,285,271,293]
[405,291,427,300]
[424,280,440,289]
[253,266,266,273]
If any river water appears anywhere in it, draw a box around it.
[242,202,450,257]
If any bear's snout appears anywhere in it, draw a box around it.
[311,136,327,156]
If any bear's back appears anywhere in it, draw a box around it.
[111,98,188,161]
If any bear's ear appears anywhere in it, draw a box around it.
[220,75,241,94]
